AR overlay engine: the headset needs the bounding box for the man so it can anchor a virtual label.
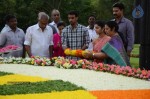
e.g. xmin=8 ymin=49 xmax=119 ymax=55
xmin=86 ymin=15 xmax=98 ymax=51
xmin=0 ymin=15 xmax=25 ymax=57
xmin=112 ymin=2 xmax=134 ymax=57
xmin=24 ymin=12 xmax=53 ymax=58
xmin=49 ymin=9 xmax=61 ymax=33
xmin=61 ymin=10 xmax=90 ymax=60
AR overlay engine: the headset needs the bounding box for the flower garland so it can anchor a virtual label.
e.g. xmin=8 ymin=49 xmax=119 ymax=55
xmin=64 ymin=48 xmax=87 ymax=58
xmin=1 ymin=56 xmax=150 ymax=80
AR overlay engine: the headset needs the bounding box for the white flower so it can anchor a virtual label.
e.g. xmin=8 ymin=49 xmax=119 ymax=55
xmin=25 ymin=58 xmax=32 ymax=63
xmin=21 ymin=59 xmax=26 ymax=64
xmin=63 ymin=63 xmax=72 ymax=69
xmin=8 ymin=58 xmax=13 ymax=63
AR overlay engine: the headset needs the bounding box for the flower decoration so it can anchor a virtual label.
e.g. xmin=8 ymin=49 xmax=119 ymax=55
xmin=64 ymin=49 xmax=87 ymax=58
xmin=53 ymin=57 xmax=82 ymax=69
xmin=84 ymin=62 xmax=150 ymax=80
xmin=63 ymin=62 xmax=72 ymax=69
xmin=1 ymin=56 xmax=150 ymax=80
xmin=54 ymin=57 xmax=70 ymax=68
xmin=51 ymin=57 xmax=58 ymax=65
xmin=77 ymin=60 xmax=84 ymax=68
xmin=64 ymin=48 xmax=71 ymax=56
xmin=2 ymin=57 xmax=23 ymax=64
xmin=0 ymin=45 xmax=21 ymax=54
xmin=0 ymin=57 xmax=3 ymax=64
xmin=31 ymin=56 xmax=51 ymax=66
xmin=2 ymin=56 xmax=51 ymax=66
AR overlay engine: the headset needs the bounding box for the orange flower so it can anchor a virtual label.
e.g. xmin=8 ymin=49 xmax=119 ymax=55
xmin=76 ymin=49 xmax=83 ymax=57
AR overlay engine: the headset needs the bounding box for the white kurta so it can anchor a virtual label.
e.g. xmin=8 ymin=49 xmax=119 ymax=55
xmin=24 ymin=24 xmax=53 ymax=58
xmin=86 ymin=26 xmax=98 ymax=51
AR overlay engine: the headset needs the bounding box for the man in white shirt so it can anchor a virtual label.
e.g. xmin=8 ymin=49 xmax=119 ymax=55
xmin=24 ymin=12 xmax=53 ymax=58
xmin=49 ymin=9 xmax=61 ymax=33
xmin=86 ymin=15 xmax=98 ymax=51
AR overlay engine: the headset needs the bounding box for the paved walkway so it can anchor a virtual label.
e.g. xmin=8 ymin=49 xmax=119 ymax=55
xmin=0 ymin=64 xmax=150 ymax=90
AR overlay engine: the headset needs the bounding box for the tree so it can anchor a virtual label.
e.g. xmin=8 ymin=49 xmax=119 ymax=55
xmin=91 ymin=0 xmax=134 ymax=21
xmin=0 ymin=0 xmax=16 ymax=30
xmin=0 ymin=0 xmax=134 ymax=31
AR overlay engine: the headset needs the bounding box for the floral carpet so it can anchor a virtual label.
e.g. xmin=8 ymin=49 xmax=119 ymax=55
xmin=0 ymin=64 xmax=150 ymax=99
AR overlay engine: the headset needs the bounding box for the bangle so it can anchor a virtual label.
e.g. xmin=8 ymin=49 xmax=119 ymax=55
xmin=92 ymin=53 xmax=95 ymax=58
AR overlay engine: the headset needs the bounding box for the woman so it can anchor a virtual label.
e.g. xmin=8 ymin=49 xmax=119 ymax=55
xmin=93 ymin=20 xmax=111 ymax=53
xmin=84 ymin=21 xmax=130 ymax=66
xmin=91 ymin=20 xmax=111 ymax=62
xmin=53 ymin=21 xmax=65 ymax=57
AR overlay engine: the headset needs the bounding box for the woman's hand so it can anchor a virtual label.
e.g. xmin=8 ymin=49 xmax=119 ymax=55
xmin=83 ymin=50 xmax=93 ymax=59
xmin=57 ymin=42 xmax=60 ymax=47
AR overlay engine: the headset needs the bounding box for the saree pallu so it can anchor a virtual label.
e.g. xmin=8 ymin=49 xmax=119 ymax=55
xmin=101 ymin=35 xmax=130 ymax=67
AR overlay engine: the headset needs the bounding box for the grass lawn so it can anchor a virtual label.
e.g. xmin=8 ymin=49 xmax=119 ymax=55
xmin=130 ymin=44 xmax=139 ymax=68
xmin=130 ymin=57 xmax=139 ymax=68
xmin=131 ymin=44 xmax=140 ymax=55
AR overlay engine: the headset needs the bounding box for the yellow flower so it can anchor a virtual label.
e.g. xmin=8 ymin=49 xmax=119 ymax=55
xmin=82 ymin=50 xmax=88 ymax=57
xmin=63 ymin=63 xmax=72 ymax=68
xmin=31 ymin=60 xmax=35 ymax=65
xmin=0 ymin=90 xmax=96 ymax=99
xmin=70 ymin=50 xmax=76 ymax=56
xmin=0 ymin=74 xmax=48 ymax=85
xmin=77 ymin=60 xmax=84 ymax=64
xmin=41 ymin=63 xmax=45 ymax=66
xmin=64 ymin=48 xmax=71 ymax=55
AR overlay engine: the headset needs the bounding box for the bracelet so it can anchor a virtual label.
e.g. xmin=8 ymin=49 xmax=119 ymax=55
xmin=92 ymin=53 xmax=95 ymax=58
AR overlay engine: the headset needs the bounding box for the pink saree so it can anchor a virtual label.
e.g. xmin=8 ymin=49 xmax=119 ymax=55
xmin=93 ymin=35 xmax=111 ymax=52
xmin=92 ymin=35 xmax=111 ymax=63
xmin=53 ymin=33 xmax=65 ymax=57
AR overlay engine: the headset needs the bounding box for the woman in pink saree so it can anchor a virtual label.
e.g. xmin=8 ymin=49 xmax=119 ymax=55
xmin=92 ymin=21 xmax=111 ymax=62
xmin=93 ymin=21 xmax=111 ymax=52
xmin=53 ymin=22 xmax=65 ymax=57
